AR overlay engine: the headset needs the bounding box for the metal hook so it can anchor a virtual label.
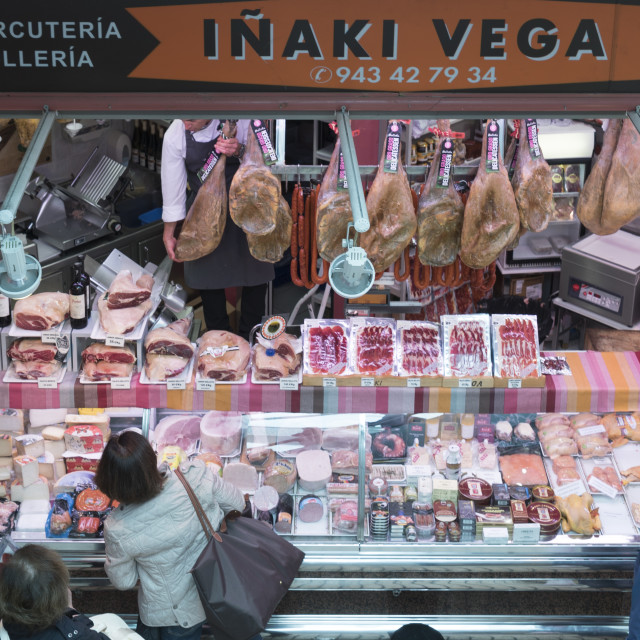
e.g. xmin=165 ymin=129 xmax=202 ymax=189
xmin=297 ymin=163 xmax=301 ymax=186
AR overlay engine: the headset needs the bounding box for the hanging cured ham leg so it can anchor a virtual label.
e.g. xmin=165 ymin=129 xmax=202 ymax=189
xmin=359 ymin=121 xmax=417 ymax=273
xmin=246 ymin=196 xmax=292 ymax=263
xmin=417 ymin=120 xmax=463 ymax=266
xmin=511 ymin=119 xmax=554 ymax=232
xmin=460 ymin=120 xmax=519 ymax=269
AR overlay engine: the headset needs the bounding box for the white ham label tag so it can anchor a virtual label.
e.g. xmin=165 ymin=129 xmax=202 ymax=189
xmin=41 ymin=331 xmax=60 ymax=344
xmin=554 ymin=480 xmax=585 ymax=498
xmin=37 ymin=377 xmax=58 ymax=389
xmin=110 ymin=377 xmax=130 ymax=390
xmin=407 ymin=378 xmax=421 ymax=388
xmin=279 ymin=377 xmax=299 ymax=391
xmin=167 ymin=379 xmax=186 ymax=390
xmin=512 ymin=523 xmax=540 ymax=544
xmin=508 ymin=379 xmax=522 ymax=388
xmin=105 ymin=335 xmax=125 ymax=348
xmin=322 ymin=377 xmax=337 ymax=388
xmin=588 ymin=475 xmax=619 ymax=499
xmin=196 ymin=379 xmax=216 ymax=392
xmin=458 ymin=379 xmax=472 ymax=388
xmin=578 ymin=424 xmax=606 ymax=436
xmin=361 ymin=377 xmax=375 ymax=387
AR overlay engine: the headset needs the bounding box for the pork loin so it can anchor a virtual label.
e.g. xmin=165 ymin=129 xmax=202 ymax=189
xmin=14 ymin=292 xmax=70 ymax=331
xmin=8 ymin=339 xmax=57 ymax=362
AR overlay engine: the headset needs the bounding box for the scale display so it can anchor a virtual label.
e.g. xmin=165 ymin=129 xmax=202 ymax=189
xmin=567 ymin=278 xmax=623 ymax=315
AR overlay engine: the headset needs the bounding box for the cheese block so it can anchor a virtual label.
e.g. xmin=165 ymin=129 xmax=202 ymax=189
xmin=65 ymin=414 xmax=111 ymax=442
xmin=64 ymin=425 xmax=103 ymax=454
xmin=16 ymin=434 xmax=45 ymax=458
xmin=0 ymin=456 xmax=13 ymax=471
xmin=11 ymin=476 xmax=50 ymax=501
xmin=15 ymin=511 xmax=48 ymax=532
xmin=44 ymin=439 xmax=66 ymax=459
xmin=54 ymin=459 xmax=66 ymax=479
xmin=0 ymin=466 xmax=10 ymax=481
xmin=0 ymin=479 xmax=9 ymax=498
xmin=222 ymin=462 xmax=258 ymax=492
xmin=37 ymin=451 xmax=56 ymax=480
xmin=19 ymin=499 xmax=51 ymax=514
xmin=296 ymin=449 xmax=332 ymax=491
xmin=0 ymin=434 xmax=12 ymax=457
xmin=29 ymin=408 xmax=68 ymax=429
xmin=42 ymin=426 xmax=65 ymax=441
xmin=14 ymin=456 xmax=39 ymax=487
xmin=0 ymin=409 xmax=24 ymax=433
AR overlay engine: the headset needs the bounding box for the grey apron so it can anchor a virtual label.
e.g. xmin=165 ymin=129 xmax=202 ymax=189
xmin=182 ymin=129 xmax=274 ymax=290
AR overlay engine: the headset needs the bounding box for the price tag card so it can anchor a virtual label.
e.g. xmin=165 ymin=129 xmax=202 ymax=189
xmin=167 ymin=379 xmax=186 ymax=391
xmin=105 ymin=335 xmax=125 ymax=348
xmin=196 ymin=379 xmax=216 ymax=392
xmin=512 ymin=523 xmax=541 ymax=544
xmin=587 ymin=475 xmax=619 ymax=499
xmin=41 ymin=331 xmax=60 ymax=344
xmin=407 ymin=378 xmax=421 ymax=388
xmin=458 ymin=378 xmax=472 ymax=388
xmin=37 ymin=377 xmax=58 ymax=389
xmin=361 ymin=377 xmax=375 ymax=387
xmin=578 ymin=424 xmax=607 ymax=437
xmin=110 ymin=377 xmax=131 ymax=390
xmin=322 ymin=377 xmax=337 ymax=388
xmin=279 ymin=377 xmax=299 ymax=391
xmin=508 ymin=379 xmax=522 ymax=389
xmin=554 ymin=480 xmax=585 ymax=498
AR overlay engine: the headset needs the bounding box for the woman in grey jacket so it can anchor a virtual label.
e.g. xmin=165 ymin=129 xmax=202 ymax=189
xmin=95 ymin=431 xmax=245 ymax=640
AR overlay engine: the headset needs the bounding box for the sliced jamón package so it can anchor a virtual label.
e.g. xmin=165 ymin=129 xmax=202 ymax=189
xmin=491 ymin=314 xmax=541 ymax=378
xmin=349 ymin=317 xmax=395 ymax=377
xmin=394 ymin=321 xmax=443 ymax=377
xmin=303 ymin=319 xmax=351 ymax=376
xmin=441 ymin=314 xmax=492 ymax=378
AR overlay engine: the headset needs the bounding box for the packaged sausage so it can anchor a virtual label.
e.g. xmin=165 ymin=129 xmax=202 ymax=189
xmin=550 ymin=165 xmax=564 ymax=193
xmin=349 ymin=317 xmax=395 ymax=376
xmin=563 ymin=164 xmax=581 ymax=192
xmin=46 ymin=494 xmax=74 ymax=538
xmin=441 ymin=314 xmax=492 ymax=378
xmin=491 ymin=315 xmax=541 ymax=379
xmin=369 ymin=415 xmax=409 ymax=462
xmin=394 ymin=321 xmax=443 ymax=377
xmin=303 ymin=319 xmax=351 ymax=376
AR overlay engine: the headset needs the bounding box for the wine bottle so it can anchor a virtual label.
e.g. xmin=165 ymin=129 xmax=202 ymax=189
xmin=155 ymin=126 xmax=165 ymax=173
xmin=139 ymin=120 xmax=149 ymax=168
xmin=131 ymin=119 xmax=141 ymax=164
xmin=69 ymin=265 xmax=88 ymax=329
xmin=75 ymin=256 xmax=92 ymax=320
xmin=147 ymin=122 xmax=157 ymax=172
xmin=274 ymin=493 xmax=294 ymax=534
xmin=0 ymin=294 xmax=10 ymax=327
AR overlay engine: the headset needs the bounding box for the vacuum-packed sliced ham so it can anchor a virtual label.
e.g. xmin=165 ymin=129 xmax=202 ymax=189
xmin=82 ymin=360 xmax=134 ymax=381
xmin=14 ymin=360 xmax=61 ymax=380
xmin=153 ymin=413 xmax=202 ymax=450
xmin=144 ymin=327 xmax=194 ymax=359
xmin=303 ymin=320 xmax=349 ymax=376
xmin=511 ymin=119 xmax=554 ymax=232
xmin=176 ymin=120 xmax=235 ymax=261
xmin=144 ymin=354 xmax=190 ymax=381
xmin=316 ymin=136 xmax=353 ymax=262
xmin=491 ymin=314 xmax=540 ymax=378
xmin=197 ymin=331 xmax=250 ymax=381
xmin=441 ymin=314 xmax=492 ymax=378
xmin=81 ymin=343 xmax=136 ymax=364
xmin=360 ymin=121 xmax=417 ymax=272
xmin=460 ymin=120 xmax=520 ymax=268
xmin=417 ymin=120 xmax=463 ymax=266
xmin=331 ymin=449 xmax=373 ymax=474
xmin=98 ymin=297 xmax=152 ymax=335
xmin=229 ymin=121 xmax=280 ymax=236
xmin=200 ymin=411 xmax=243 ymax=455
xmin=395 ymin=321 xmax=443 ymax=377
xmin=8 ymin=339 xmax=56 ymax=362
xmin=350 ymin=318 xmax=395 ymax=376
xmin=106 ymin=271 xmax=153 ymax=309
xmin=14 ymin=292 xmax=70 ymax=331
xmin=246 ymin=195 xmax=292 ymax=263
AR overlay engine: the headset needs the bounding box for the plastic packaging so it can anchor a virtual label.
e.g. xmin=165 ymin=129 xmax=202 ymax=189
xmin=303 ymin=319 xmax=350 ymax=376
xmin=441 ymin=314 xmax=492 ymax=377
xmin=395 ymin=320 xmax=443 ymax=377
xmin=350 ymin=317 xmax=395 ymax=376
xmin=491 ymin=314 xmax=541 ymax=378
xmin=446 ymin=444 xmax=462 ymax=480
xmin=252 ymin=331 xmax=302 ymax=383
xmin=46 ymin=493 xmax=74 ymax=538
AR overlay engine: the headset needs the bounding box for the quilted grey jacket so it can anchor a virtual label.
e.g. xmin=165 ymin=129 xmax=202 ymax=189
xmin=103 ymin=459 xmax=245 ymax=628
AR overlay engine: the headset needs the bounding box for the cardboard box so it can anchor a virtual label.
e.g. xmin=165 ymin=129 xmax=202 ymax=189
xmin=64 ymin=425 xmax=103 ymax=454
xmin=64 ymin=455 xmax=100 ymax=473
xmin=509 ymin=275 xmax=544 ymax=299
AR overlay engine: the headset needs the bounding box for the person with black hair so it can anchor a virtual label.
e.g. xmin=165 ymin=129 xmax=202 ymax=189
xmin=0 ymin=544 xmax=109 ymax=640
xmin=391 ymin=623 xmax=445 ymax=640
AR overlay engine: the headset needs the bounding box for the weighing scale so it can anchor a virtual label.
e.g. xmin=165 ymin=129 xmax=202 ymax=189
xmin=559 ymin=229 xmax=640 ymax=327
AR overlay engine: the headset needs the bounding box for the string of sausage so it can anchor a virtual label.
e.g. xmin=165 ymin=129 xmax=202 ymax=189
xmin=290 ymin=184 xmax=304 ymax=287
xmin=299 ymin=187 xmax=313 ymax=288
xmin=310 ymin=186 xmax=329 ymax=285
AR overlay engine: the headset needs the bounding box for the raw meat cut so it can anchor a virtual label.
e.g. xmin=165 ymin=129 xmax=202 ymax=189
xmin=305 ymin=323 xmax=348 ymax=375
xmin=98 ymin=296 xmax=152 ymax=335
xmin=416 ymin=120 xmax=464 ymax=266
xmin=106 ymin=271 xmax=153 ymax=309
xmin=316 ymin=136 xmax=353 ymax=262
xmin=144 ymin=354 xmax=190 ymax=381
xmin=570 ymin=413 xmax=601 ymax=429
xmin=442 ymin=315 xmax=492 ymax=377
xmin=81 ymin=343 xmax=136 ymax=364
xmin=144 ymin=327 xmax=194 ymax=359
xmin=542 ymin=436 xmax=578 ymax=458
xmin=397 ymin=322 xmax=442 ymax=376
xmin=573 ymin=427 xmax=610 ymax=458
xmin=246 ymin=195 xmax=292 ymax=263
xmin=166 ymin=316 xmax=192 ymax=336
xmin=7 ymin=339 xmax=56 ymax=362
xmin=577 ymin=119 xmax=622 ymax=234
xmin=535 ymin=413 xmax=571 ymax=429
xmin=492 ymin=315 xmax=540 ymax=378
xmin=587 ymin=466 xmax=622 ymax=492
xmin=556 ymin=493 xmax=600 ymax=534
xmin=83 ymin=360 xmax=134 ymax=381
xmin=153 ymin=414 xmax=202 ymax=450
xmin=175 ymin=120 xmax=235 ymax=261
xmin=552 ymin=456 xmax=580 ymax=485
xmin=600 ymin=118 xmax=640 ymax=233
xmin=253 ymin=333 xmax=301 ymax=381
xmin=360 ymin=122 xmax=417 ymax=272
xmin=229 ymin=121 xmax=280 ymax=236
xmin=537 ymin=422 xmax=575 ymax=443
xmin=352 ymin=322 xmax=394 ymax=376
xmin=13 ymin=292 xmax=70 ymax=331
xmin=511 ymin=119 xmax=554 ymax=232
xmin=552 ymin=455 xmax=578 ymax=470
xmin=460 ymin=120 xmax=520 ymax=268
xmin=276 ymin=426 xmax=322 ymax=457
xmin=200 ymin=411 xmax=243 ymax=455
xmin=14 ymin=360 xmax=61 ymax=380
xmin=197 ymin=331 xmax=250 ymax=381
xmin=499 ymin=452 xmax=548 ymax=485
xmin=331 ymin=449 xmax=373 ymax=474
xmin=322 ymin=426 xmax=372 ymax=451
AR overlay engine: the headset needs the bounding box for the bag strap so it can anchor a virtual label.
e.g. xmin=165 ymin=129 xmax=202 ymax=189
xmin=175 ymin=468 xmax=223 ymax=543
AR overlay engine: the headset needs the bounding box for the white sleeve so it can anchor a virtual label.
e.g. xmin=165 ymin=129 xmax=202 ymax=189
xmin=161 ymin=121 xmax=188 ymax=223
xmin=236 ymin=120 xmax=250 ymax=145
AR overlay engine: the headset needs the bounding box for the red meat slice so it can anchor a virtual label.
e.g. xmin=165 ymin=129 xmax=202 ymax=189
xmin=308 ymin=326 xmax=348 ymax=375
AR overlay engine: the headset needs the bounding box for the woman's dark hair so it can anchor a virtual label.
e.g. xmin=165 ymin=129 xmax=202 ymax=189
xmin=95 ymin=430 xmax=163 ymax=504
xmin=0 ymin=544 xmax=70 ymax=631
xmin=390 ymin=624 xmax=445 ymax=640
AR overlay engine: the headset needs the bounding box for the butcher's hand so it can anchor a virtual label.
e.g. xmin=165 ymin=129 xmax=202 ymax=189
xmin=163 ymin=222 xmax=182 ymax=263
xmin=215 ymin=136 xmax=241 ymax=157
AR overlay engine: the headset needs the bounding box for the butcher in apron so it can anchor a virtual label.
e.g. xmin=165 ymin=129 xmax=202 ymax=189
xmin=161 ymin=119 xmax=274 ymax=339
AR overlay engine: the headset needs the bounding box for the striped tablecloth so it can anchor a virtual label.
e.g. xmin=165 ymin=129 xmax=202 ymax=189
xmin=0 ymin=351 xmax=638 ymax=413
